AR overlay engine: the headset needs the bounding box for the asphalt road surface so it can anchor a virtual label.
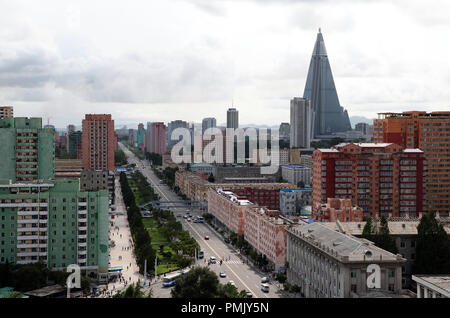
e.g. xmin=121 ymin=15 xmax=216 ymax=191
xmin=119 ymin=143 xmax=284 ymax=298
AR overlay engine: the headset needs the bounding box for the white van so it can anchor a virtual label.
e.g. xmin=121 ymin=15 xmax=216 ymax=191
xmin=209 ymin=256 xmax=216 ymax=264
xmin=261 ymin=277 xmax=269 ymax=283
xmin=261 ymin=283 xmax=270 ymax=293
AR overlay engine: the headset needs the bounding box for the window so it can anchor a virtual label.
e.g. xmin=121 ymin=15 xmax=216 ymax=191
xmin=388 ymin=268 xmax=395 ymax=278
xmin=351 ymin=270 xmax=357 ymax=278
xmin=351 ymin=284 xmax=357 ymax=293
xmin=388 ymin=284 xmax=395 ymax=292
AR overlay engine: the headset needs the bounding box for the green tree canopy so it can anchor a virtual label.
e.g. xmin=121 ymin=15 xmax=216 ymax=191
xmin=414 ymin=212 xmax=450 ymax=274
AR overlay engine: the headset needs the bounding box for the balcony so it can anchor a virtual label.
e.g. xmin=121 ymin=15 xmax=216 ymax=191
xmin=78 ymin=202 xmax=87 ymax=207
xmin=78 ymin=234 xmax=87 ymax=239
xmin=78 ymin=242 xmax=87 ymax=247
xmin=78 ymin=250 xmax=87 ymax=255
xmin=78 ymin=226 xmax=87 ymax=231
xmin=78 ymin=210 xmax=87 ymax=215
xmin=78 ymin=218 xmax=87 ymax=223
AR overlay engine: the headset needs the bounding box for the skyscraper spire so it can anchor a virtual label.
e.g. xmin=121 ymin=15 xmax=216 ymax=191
xmin=303 ymin=29 xmax=351 ymax=137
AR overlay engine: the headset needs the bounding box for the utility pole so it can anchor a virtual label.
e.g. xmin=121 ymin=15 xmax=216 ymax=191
xmin=154 ymin=257 xmax=158 ymax=280
xmin=144 ymin=259 xmax=147 ymax=286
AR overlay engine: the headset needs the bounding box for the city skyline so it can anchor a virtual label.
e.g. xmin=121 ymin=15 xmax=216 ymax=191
xmin=1 ymin=1 xmax=450 ymax=127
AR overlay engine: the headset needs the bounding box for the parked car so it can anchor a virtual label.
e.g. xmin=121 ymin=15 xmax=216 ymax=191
xmin=229 ymin=280 xmax=235 ymax=286
xmin=183 ymin=215 xmax=188 ymax=219
xmin=219 ymin=272 xmax=226 ymax=278
xmin=261 ymin=283 xmax=270 ymax=293
xmin=261 ymin=277 xmax=269 ymax=283
xmin=209 ymin=256 xmax=216 ymax=264
xmin=246 ymin=291 xmax=253 ymax=298
xmin=204 ymin=236 xmax=209 ymax=240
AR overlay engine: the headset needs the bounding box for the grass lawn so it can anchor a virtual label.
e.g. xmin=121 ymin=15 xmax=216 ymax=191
xmin=142 ymin=218 xmax=168 ymax=244
xmin=156 ymin=264 xmax=179 ymax=275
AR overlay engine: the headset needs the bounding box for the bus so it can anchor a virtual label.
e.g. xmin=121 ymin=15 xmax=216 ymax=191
xmin=162 ymin=268 xmax=191 ymax=287
xmin=162 ymin=273 xmax=182 ymax=287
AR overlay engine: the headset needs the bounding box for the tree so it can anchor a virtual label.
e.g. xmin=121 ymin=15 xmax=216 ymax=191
xmin=414 ymin=212 xmax=450 ymax=274
xmin=171 ymin=267 xmax=220 ymax=298
xmin=362 ymin=217 xmax=374 ymax=236
xmin=362 ymin=216 xmax=398 ymax=254
xmin=113 ymin=284 xmax=150 ymax=298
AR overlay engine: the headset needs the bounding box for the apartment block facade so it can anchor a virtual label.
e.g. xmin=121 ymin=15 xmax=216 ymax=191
xmin=312 ymin=143 xmax=425 ymax=219
xmin=82 ymin=114 xmax=115 ymax=171
xmin=315 ymin=198 xmax=363 ymax=222
xmin=279 ymin=188 xmax=312 ymax=216
xmin=286 ymin=222 xmax=406 ymax=298
xmin=0 ymin=179 xmax=109 ymax=280
xmin=175 ymin=170 xmax=297 ymax=201
xmin=374 ymin=111 xmax=450 ymax=216
xmin=207 ymin=188 xmax=289 ymax=270
xmin=0 ymin=106 xmax=13 ymax=118
xmin=207 ymin=188 xmax=253 ymax=235
xmin=0 ymin=117 xmax=55 ymax=182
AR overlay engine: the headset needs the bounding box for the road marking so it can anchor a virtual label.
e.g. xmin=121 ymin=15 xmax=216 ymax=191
xmin=185 ymin=221 xmax=258 ymax=298
xmin=124 ymin=147 xmax=259 ymax=298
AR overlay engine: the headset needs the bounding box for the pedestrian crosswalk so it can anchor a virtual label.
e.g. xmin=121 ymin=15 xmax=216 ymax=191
xmin=224 ymin=260 xmax=242 ymax=265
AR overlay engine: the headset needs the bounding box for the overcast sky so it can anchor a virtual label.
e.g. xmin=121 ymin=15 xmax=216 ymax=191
xmin=1 ymin=0 xmax=450 ymax=128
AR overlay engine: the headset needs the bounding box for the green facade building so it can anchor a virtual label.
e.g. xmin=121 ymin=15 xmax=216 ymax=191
xmin=0 ymin=117 xmax=109 ymax=281
xmin=0 ymin=117 xmax=55 ymax=182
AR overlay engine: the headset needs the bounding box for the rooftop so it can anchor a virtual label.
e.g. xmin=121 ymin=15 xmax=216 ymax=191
xmin=282 ymin=165 xmax=310 ymax=169
xmin=289 ymin=222 xmax=405 ymax=263
xmin=412 ymin=275 xmax=450 ymax=297
xmin=322 ymin=220 xmax=450 ymax=236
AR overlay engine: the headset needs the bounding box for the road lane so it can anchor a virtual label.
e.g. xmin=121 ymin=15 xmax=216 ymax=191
xmin=119 ymin=142 xmax=282 ymax=298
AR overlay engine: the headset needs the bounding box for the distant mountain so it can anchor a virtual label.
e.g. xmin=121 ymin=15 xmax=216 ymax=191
xmin=350 ymin=116 xmax=374 ymax=127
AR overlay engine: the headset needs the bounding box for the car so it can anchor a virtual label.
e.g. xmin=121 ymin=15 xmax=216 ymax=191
xmin=224 ymin=238 xmax=230 ymax=244
xmin=261 ymin=277 xmax=269 ymax=283
xmin=219 ymin=272 xmax=226 ymax=278
xmin=177 ymin=214 xmax=181 ymax=218
xmin=187 ymin=218 xmax=191 ymax=222
xmin=246 ymin=291 xmax=253 ymax=298
xmin=228 ymin=280 xmax=235 ymax=286
xmin=209 ymin=256 xmax=216 ymax=264
xmin=204 ymin=236 xmax=209 ymax=240
xmin=261 ymin=283 xmax=270 ymax=293
xmin=183 ymin=215 xmax=187 ymax=219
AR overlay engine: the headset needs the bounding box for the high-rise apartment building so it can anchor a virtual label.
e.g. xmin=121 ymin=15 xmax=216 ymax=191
xmin=312 ymin=143 xmax=425 ymax=219
xmin=146 ymin=122 xmax=166 ymax=155
xmin=68 ymin=131 xmax=82 ymax=159
xmin=202 ymin=117 xmax=217 ymax=135
xmin=227 ymin=108 xmax=239 ymax=129
xmin=303 ymin=29 xmax=351 ymax=137
xmin=0 ymin=117 xmax=55 ymax=182
xmin=0 ymin=106 xmax=13 ymax=119
xmin=290 ymin=98 xmax=311 ymax=148
xmin=136 ymin=123 xmax=146 ymax=153
xmin=374 ymin=111 xmax=450 ymax=216
xmin=0 ymin=178 xmax=109 ymax=281
xmin=81 ymin=114 xmax=115 ymax=171
xmin=167 ymin=120 xmax=189 ymax=150
xmin=279 ymin=122 xmax=290 ymax=141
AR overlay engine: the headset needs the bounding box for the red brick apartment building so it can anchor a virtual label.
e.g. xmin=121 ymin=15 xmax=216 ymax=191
xmin=374 ymin=111 xmax=450 ymax=216
xmin=82 ymin=114 xmax=115 ymax=171
xmin=312 ymin=143 xmax=425 ymax=219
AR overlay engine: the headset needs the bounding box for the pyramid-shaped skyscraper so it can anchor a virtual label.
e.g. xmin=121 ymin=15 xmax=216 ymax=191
xmin=303 ymin=29 xmax=351 ymax=137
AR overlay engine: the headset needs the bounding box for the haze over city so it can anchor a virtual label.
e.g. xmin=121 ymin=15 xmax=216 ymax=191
xmin=1 ymin=0 xmax=450 ymax=128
